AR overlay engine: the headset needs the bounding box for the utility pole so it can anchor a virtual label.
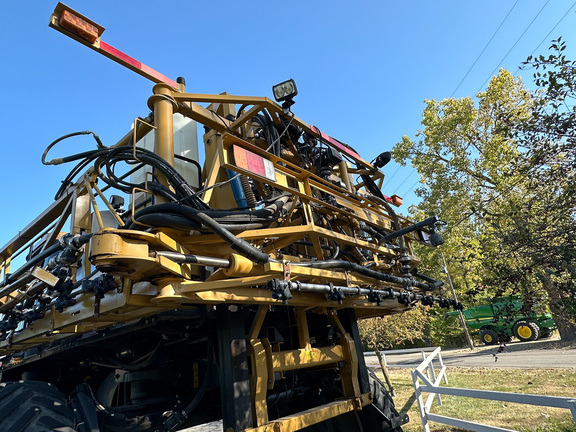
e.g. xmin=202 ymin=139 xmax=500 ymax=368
xmin=441 ymin=252 xmax=474 ymax=351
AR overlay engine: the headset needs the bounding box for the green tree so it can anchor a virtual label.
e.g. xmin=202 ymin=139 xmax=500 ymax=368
xmin=508 ymin=38 xmax=576 ymax=339
xmin=393 ymin=64 xmax=576 ymax=341
xmin=394 ymin=69 xmax=533 ymax=301
xmin=358 ymin=306 xmax=430 ymax=350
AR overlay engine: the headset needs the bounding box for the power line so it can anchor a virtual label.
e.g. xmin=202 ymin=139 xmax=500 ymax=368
xmin=401 ymin=177 xmax=421 ymax=198
xmin=404 ymin=3 xmax=576 ymax=204
xmin=450 ymin=0 xmax=519 ymax=98
xmin=514 ymin=0 xmax=576 ymax=76
xmin=382 ymin=164 xmax=401 ymax=188
xmin=392 ymin=169 xmax=416 ymax=195
xmin=476 ymin=0 xmax=550 ymax=94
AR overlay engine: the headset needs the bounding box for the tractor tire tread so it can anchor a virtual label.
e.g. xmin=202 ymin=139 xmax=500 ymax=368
xmin=513 ymin=320 xmax=540 ymax=342
xmin=0 ymin=381 xmax=75 ymax=432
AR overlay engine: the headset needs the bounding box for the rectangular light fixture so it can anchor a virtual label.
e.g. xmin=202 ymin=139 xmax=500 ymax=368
xmin=50 ymin=3 xmax=105 ymax=44
xmin=272 ymin=79 xmax=298 ymax=102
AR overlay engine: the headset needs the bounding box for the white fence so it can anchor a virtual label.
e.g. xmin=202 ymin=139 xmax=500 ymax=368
xmin=372 ymin=346 xmax=440 ymax=368
xmin=412 ymin=347 xmax=576 ymax=432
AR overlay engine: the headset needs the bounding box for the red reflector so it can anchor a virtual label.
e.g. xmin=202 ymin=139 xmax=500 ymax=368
xmin=232 ymin=146 xmax=276 ymax=181
xmin=59 ymin=10 xmax=99 ymax=43
xmin=391 ymin=195 xmax=403 ymax=206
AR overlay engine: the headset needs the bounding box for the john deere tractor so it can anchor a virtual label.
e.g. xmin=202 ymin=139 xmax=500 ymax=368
xmin=446 ymin=296 xmax=555 ymax=345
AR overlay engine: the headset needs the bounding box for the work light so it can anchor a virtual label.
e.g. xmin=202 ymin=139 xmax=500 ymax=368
xmin=272 ymin=79 xmax=298 ymax=102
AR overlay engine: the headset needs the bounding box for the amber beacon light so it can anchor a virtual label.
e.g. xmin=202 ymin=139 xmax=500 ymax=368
xmin=48 ymin=2 xmax=178 ymax=88
xmin=50 ymin=3 xmax=105 ymax=44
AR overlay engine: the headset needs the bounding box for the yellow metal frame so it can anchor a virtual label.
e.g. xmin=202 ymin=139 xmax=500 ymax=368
xmin=0 ymin=83 xmax=433 ymax=431
xmin=0 ymin=86 xmax=423 ymax=352
xmin=246 ymin=305 xmax=369 ymax=429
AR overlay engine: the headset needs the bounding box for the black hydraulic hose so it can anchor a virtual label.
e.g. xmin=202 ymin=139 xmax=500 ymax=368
xmin=47 ymin=142 xmax=207 ymax=210
xmin=211 ymin=223 xmax=266 ymax=231
xmin=263 ymin=110 xmax=281 ymax=156
xmin=358 ymin=222 xmax=400 ymax=250
xmin=291 ymin=259 xmax=430 ymax=290
xmin=134 ymin=213 xmax=267 ymax=232
xmin=131 ymin=194 xmax=290 ymax=225
xmin=96 ymin=147 xmax=206 ymax=208
xmin=176 ymin=212 xmax=269 ymax=264
xmin=126 ymin=203 xmax=270 ymax=265
xmin=175 ymin=153 xmax=203 ymax=192
xmin=54 ymin=156 xmax=99 ymax=199
xmin=414 ymin=272 xmax=444 ymax=290
xmin=42 ymin=131 xmax=105 ymax=165
xmin=0 ymin=242 xmax=63 ymax=288
xmin=132 ymin=213 xmax=201 ymax=231
xmin=196 ymin=194 xmax=290 ymax=220
xmin=45 ymin=148 xmax=107 ymax=166
xmin=365 ymin=193 xmax=407 ymax=254
xmin=380 ymin=216 xmax=439 ymax=242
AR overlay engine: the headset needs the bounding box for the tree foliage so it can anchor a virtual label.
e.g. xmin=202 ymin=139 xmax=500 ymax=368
xmin=510 ymin=38 xmax=576 ymax=336
xmin=358 ymin=307 xmax=429 ymax=351
xmin=358 ymin=306 xmax=469 ymax=350
xmin=392 ymin=42 xmax=576 ymax=342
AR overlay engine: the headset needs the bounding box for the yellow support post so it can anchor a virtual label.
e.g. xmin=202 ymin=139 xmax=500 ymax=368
xmin=151 ymin=84 xmax=176 ymax=197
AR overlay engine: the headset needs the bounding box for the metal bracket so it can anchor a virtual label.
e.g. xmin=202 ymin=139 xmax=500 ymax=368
xmin=283 ymin=261 xmax=291 ymax=281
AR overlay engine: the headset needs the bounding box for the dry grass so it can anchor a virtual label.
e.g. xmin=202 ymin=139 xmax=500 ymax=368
xmin=376 ymin=367 xmax=576 ymax=432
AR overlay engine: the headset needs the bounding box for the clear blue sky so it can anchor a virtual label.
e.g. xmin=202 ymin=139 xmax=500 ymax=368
xmin=1 ymin=1 xmax=575 ymax=248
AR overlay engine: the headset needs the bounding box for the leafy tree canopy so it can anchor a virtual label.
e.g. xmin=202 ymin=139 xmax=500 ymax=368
xmin=392 ymin=42 xmax=576 ymax=341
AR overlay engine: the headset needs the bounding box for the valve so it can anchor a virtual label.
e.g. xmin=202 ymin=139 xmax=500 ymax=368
xmin=267 ymin=279 xmax=292 ymax=303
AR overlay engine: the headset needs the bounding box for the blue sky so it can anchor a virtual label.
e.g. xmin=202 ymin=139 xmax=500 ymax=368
xmin=1 ymin=1 xmax=575 ymax=248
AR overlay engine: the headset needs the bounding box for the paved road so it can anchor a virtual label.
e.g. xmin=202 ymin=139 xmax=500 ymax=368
xmin=364 ymin=339 xmax=576 ymax=369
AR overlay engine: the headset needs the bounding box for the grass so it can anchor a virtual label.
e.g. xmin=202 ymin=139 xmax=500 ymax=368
xmin=375 ymin=367 xmax=576 ymax=432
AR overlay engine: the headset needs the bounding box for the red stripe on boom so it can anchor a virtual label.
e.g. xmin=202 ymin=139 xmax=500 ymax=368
xmin=100 ymin=41 xmax=178 ymax=88
xmin=310 ymin=126 xmax=362 ymax=161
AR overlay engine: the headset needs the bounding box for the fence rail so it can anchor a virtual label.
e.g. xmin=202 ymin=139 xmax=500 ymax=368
xmin=366 ymin=346 xmax=440 ymax=368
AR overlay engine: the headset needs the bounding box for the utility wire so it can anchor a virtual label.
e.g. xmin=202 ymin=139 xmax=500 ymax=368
xmin=476 ymin=0 xmax=550 ymax=94
xmin=401 ymin=177 xmax=421 ymax=198
xmin=409 ymin=4 xmax=576 ymax=221
xmin=382 ymin=164 xmax=402 ymax=188
xmin=450 ymin=0 xmax=519 ymax=98
xmin=404 ymin=3 xmax=575 ymax=202
xmin=514 ymin=1 xmax=576 ymax=76
xmin=392 ymin=169 xmax=416 ymax=195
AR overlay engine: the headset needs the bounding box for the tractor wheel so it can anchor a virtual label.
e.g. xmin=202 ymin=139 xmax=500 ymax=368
xmin=513 ymin=321 xmax=540 ymax=342
xmin=539 ymin=328 xmax=554 ymax=339
xmin=479 ymin=328 xmax=498 ymax=345
xmin=0 ymin=381 xmax=76 ymax=432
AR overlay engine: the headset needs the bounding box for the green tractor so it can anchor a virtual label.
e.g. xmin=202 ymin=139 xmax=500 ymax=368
xmin=445 ymin=296 xmax=556 ymax=345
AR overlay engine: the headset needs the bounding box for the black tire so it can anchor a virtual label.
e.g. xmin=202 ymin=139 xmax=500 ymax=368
xmin=539 ymin=327 xmax=554 ymax=339
xmin=479 ymin=328 xmax=498 ymax=345
xmin=513 ymin=321 xmax=540 ymax=342
xmin=0 ymin=381 xmax=76 ymax=432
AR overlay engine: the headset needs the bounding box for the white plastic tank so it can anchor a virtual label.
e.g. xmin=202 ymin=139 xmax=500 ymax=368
xmin=130 ymin=113 xmax=200 ymax=206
